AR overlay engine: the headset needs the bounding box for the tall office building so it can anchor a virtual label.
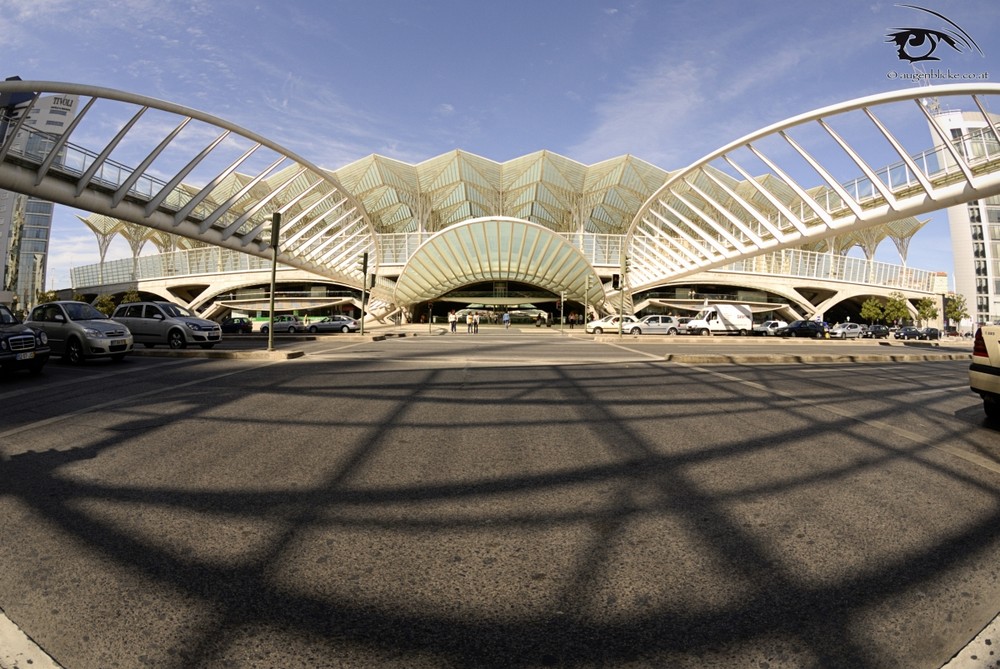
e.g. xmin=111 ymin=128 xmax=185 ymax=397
xmin=930 ymin=106 xmax=1000 ymax=327
xmin=0 ymin=90 xmax=78 ymax=312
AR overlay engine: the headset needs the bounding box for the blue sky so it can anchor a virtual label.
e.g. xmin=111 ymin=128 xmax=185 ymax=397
xmin=2 ymin=0 xmax=997 ymax=290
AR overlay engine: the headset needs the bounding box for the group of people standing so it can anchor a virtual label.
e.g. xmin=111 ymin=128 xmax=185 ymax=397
xmin=447 ymin=309 xmax=513 ymax=333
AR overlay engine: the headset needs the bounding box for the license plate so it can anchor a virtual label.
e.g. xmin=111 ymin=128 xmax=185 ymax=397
xmin=111 ymin=339 xmax=126 ymax=346
xmin=15 ymin=351 xmax=34 ymax=361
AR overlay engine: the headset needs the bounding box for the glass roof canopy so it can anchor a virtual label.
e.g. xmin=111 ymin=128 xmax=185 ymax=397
xmin=394 ymin=217 xmax=605 ymax=307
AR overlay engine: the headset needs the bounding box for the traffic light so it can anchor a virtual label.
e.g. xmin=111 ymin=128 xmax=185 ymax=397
xmin=612 ymin=273 xmax=621 ymax=289
xmin=622 ymin=254 xmax=631 ymax=274
xmin=358 ymin=252 xmax=368 ymax=276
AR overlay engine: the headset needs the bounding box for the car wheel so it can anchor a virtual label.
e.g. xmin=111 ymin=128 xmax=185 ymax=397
xmin=260 ymin=326 xmax=269 ymax=335
xmin=790 ymin=332 xmax=799 ymax=337
xmin=667 ymin=328 xmax=677 ymax=335
xmin=628 ymin=327 xmax=641 ymax=335
xmin=341 ymin=325 xmax=350 ymax=333
xmin=700 ymin=329 xmax=710 ymax=336
xmin=593 ymin=327 xmax=603 ymax=334
xmin=287 ymin=326 xmax=296 ymax=333
xmin=984 ymin=396 xmax=1000 ymax=421
xmin=309 ymin=326 xmax=319 ymax=333
xmin=738 ymin=329 xmax=748 ymax=336
xmin=66 ymin=338 xmax=85 ymax=364
xmin=168 ymin=330 xmax=187 ymax=349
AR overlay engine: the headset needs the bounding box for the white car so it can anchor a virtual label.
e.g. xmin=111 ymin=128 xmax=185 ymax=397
xmin=970 ymin=324 xmax=1000 ymax=421
xmin=829 ymin=322 xmax=865 ymax=339
xmin=753 ymin=320 xmax=787 ymax=336
xmin=585 ymin=315 xmax=639 ymax=334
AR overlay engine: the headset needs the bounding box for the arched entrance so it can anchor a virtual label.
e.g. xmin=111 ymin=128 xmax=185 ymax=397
xmin=394 ymin=217 xmax=605 ymax=316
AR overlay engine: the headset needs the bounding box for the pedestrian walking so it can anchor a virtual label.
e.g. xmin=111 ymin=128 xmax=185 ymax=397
xmin=502 ymin=312 xmax=510 ymax=329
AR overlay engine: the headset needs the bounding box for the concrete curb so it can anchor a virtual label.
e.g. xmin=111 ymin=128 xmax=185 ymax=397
xmin=0 ymin=609 xmax=62 ymax=669
xmin=663 ymin=352 xmax=972 ymax=364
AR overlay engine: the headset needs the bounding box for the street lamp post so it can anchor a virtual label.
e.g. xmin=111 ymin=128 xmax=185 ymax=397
xmin=267 ymin=212 xmax=280 ymax=352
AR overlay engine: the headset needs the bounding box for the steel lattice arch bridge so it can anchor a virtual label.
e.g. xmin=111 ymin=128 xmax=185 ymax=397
xmin=2 ymin=81 xmax=1000 ymax=321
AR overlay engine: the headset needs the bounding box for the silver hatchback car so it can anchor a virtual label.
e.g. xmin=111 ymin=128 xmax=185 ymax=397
xmin=27 ymin=300 xmax=133 ymax=363
xmin=112 ymin=301 xmax=222 ymax=349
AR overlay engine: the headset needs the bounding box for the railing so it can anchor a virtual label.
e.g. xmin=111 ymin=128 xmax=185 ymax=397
xmin=721 ymin=248 xmax=937 ymax=292
xmin=3 ymin=123 xmax=215 ymax=221
xmin=70 ymin=239 xmax=937 ymax=293
xmin=790 ymin=125 xmax=1000 ymax=224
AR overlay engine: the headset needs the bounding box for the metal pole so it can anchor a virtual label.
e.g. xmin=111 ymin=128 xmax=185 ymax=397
xmin=267 ymin=212 xmax=281 ymax=352
xmin=359 ymin=252 xmax=368 ymax=336
xmin=560 ymin=291 xmax=565 ymax=332
xmin=618 ymin=249 xmax=625 ymax=338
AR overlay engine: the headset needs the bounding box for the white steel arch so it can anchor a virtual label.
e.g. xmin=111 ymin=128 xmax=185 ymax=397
xmin=394 ymin=217 xmax=605 ymax=306
xmin=0 ymin=80 xmax=376 ymax=289
xmin=627 ymin=84 xmax=1000 ymax=293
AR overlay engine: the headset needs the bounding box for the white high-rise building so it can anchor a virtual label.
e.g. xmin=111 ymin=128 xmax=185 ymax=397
xmin=0 ymin=90 xmax=78 ymax=312
xmin=930 ymin=106 xmax=1000 ymax=327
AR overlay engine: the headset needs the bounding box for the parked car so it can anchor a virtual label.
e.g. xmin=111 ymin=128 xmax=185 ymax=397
xmin=308 ymin=315 xmax=359 ymax=333
xmin=26 ymin=300 xmax=133 ymax=363
xmin=260 ymin=315 xmax=304 ymax=335
xmin=111 ymin=301 xmax=222 ymax=349
xmin=970 ymin=325 xmax=1000 ymax=421
xmin=894 ymin=326 xmax=922 ymax=340
xmin=829 ymin=322 xmax=865 ymax=339
xmin=632 ymin=315 xmax=685 ymax=335
xmin=918 ymin=327 xmax=941 ymax=340
xmin=220 ymin=316 xmax=253 ymax=334
xmin=861 ymin=324 xmax=890 ymax=339
xmin=753 ymin=320 xmax=787 ymax=336
xmin=0 ymin=303 xmax=50 ymax=374
xmin=774 ymin=320 xmax=829 ymax=338
xmin=585 ymin=315 xmax=639 ymax=334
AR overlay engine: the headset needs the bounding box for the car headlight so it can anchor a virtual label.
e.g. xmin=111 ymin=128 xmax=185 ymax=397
xmin=83 ymin=327 xmax=102 ymax=338
xmin=37 ymin=331 xmax=48 ymax=345
xmin=1 ymin=338 xmax=8 ymax=351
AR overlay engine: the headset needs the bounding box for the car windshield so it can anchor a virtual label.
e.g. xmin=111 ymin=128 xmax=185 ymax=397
xmin=160 ymin=303 xmax=194 ymax=317
xmin=64 ymin=302 xmax=108 ymax=320
xmin=0 ymin=305 xmax=19 ymax=324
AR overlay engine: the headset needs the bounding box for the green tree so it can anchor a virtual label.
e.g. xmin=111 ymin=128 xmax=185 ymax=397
xmin=860 ymin=297 xmax=884 ymax=324
xmin=945 ymin=293 xmax=970 ymax=327
xmin=915 ymin=297 xmax=938 ymax=327
xmin=883 ymin=292 xmax=911 ymax=325
xmin=92 ymin=294 xmax=116 ymax=316
xmin=120 ymin=289 xmax=141 ymax=305
xmin=35 ymin=289 xmax=59 ymax=304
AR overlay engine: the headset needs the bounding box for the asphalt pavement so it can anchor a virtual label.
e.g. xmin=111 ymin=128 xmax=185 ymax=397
xmin=1 ymin=329 xmax=997 ymax=669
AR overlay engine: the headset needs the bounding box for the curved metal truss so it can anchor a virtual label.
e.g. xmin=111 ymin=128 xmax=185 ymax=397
xmin=394 ymin=217 xmax=605 ymax=307
xmin=0 ymin=80 xmax=375 ymax=287
xmin=627 ymin=84 xmax=1000 ymax=292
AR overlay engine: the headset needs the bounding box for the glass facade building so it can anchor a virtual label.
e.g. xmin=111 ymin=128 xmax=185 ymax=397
xmin=0 ymin=92 xmax=77 ymax=313
xmin=931 ymin=108 xmax=1000 ymax=326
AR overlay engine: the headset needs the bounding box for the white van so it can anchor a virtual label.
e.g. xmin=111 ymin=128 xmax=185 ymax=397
xmin=684 ymin=304 xmax=753 ymax=336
